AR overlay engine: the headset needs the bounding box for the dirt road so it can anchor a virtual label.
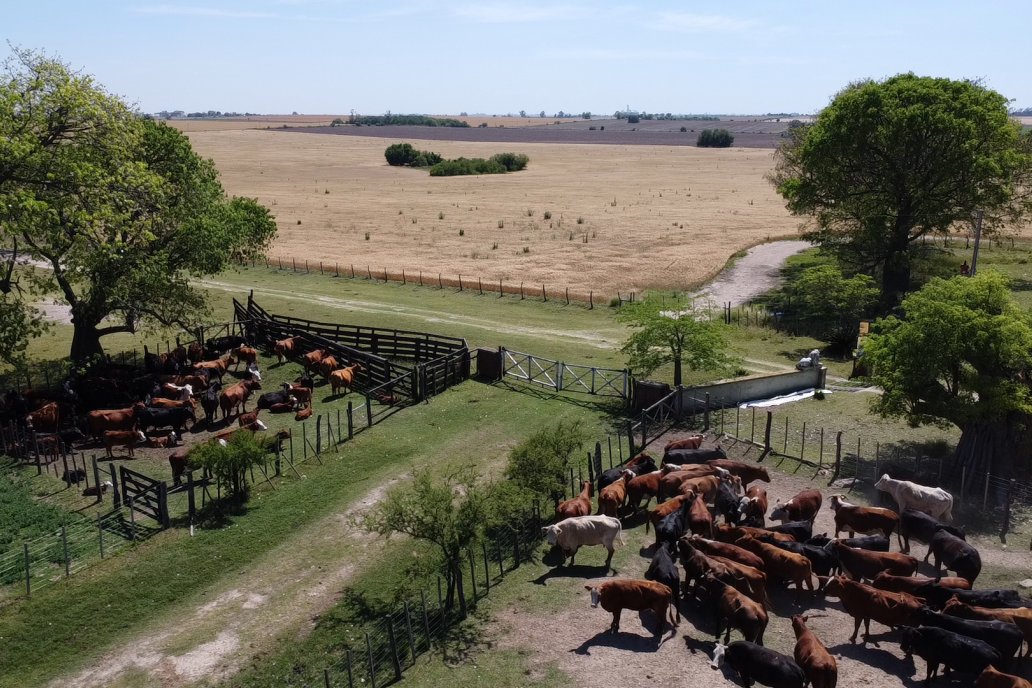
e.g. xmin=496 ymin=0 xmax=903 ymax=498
xmin=694 ymin=240 xmax=811 ymax=307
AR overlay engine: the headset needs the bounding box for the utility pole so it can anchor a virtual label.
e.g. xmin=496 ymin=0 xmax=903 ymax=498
xmin=971 ymin=209 xmax=984 ymax=276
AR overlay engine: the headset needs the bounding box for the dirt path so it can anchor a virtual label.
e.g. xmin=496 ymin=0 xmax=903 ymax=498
xmin=51 ymin=477 xmax=404 ymax=688
xmin=492 ymin=435 xmax=1032 ymax=688
xmin=694 ymin=240 xmax=811 ymax=307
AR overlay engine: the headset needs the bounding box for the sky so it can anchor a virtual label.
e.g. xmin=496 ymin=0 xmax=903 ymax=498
xmin=3 ymin=1 xmax=1029 ymax=116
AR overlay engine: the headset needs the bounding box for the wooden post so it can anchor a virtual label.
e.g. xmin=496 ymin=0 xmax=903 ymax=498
xmin=520 ymin=282 xmax=524 ymax=299
xmin=458 ymin=274 xmax=463 ymax=291
xmin=292 ymin=257 xmax=296 ymax=271
xmin=97 ymin=514 xmax=105 ymax=558
xmin=750 ymin=407 xmax=756 ymax=443
xmin=404 ymin=601 xmax=417 ymax=666
xmin=478 ymin=277 xmax=483 ymax=295
xmin=819 ymin=428 xmax=825 ymax=469
xmin=62 ymin=525 xmax=70 ymax=576
xmin=420 ymin=589 xmax=431 ymax=650
xmin=542 ymin=284 xmax=547 ymax=301
xmin=365 ymin=633 xmax=376 ymax=688
xmin=783 ymin=417 xmax=789 ymax=454
xmin=589 ymin=291 xmax=593 ymax=309
xmin=565 ymin=287 xmax=570 ymax=305
xmin=482 ymin=542 xmax=490 ymax=592
xmin=704 ymin=393 xmax=711 ymax=430
xmin=1001 ymin=479 xmax=1015 ymax=543
xmin=469 ymin=551 xmax=478 ymax=601
xmin=366 ymin=395 xmax=373 ymax=428
xmin=386 ymin=617 xmax=402 ymax=681
xmin=830 ymin=431 xmax=843 ymax=485
xmin=24 ymin=543 xmax=30 ymax=597
xmin=347 ymin=401 xmax=354 ymax=439
xmin=800 ymin=423 xmax=807 ymax=462
xmin=762 ymin=411 xmax=773 ymax=458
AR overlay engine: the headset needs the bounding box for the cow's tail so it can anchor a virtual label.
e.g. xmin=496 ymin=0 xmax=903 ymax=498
xmin=617 ymin=521 xmax=625 ymax=546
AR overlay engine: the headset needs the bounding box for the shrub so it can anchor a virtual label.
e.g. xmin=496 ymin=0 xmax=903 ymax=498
xmin=489 ymin=152 xmax=529 ymax=171
xmin=576 ymin=217 xmax=584 ymax=225
xmin=627 ymin=114 xmax=640 ymax=123
xmin=458 ymin=229 xmax=464 ymax=236
xmin=680 ymin=126 xmax=687 ymax=133
xmin=696 ymin=128 xmax=735 ymax=148
xmin=189 ymin=432 xmax=269 ymax=501
xmin=438 ymin=211 xmax=444 ymax=220
xmin=428 ymin=157 xmax=507 ymax=176
xmin=364 ymin=232 xmax=370 ymax=240
xmin=385 ymin=143 xmax=443 ymax=167
xmin=543 ymin=211 xmax=552 ymax=220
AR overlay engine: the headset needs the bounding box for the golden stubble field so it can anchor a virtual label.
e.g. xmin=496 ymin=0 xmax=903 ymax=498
xmin=185 ymin=128 xmax=802 ymax=294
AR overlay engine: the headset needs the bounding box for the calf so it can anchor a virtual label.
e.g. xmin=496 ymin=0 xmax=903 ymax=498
xmin=900 ymin=625 xmax=1000 ymax=683
xmin=876 ymin=473 xmax=954 ymax=521
xmin=585 ymin=579 xmax=678 ymax=638
xmin=823 ymin=575 xmax=922 ymax=643
xmin=704 ymin=574 xmax=768 ymax=645
xmin=736 ymin=536 xmax=816 ymax=597
xmin=899 ymin=508 xmax=965 ymax=555
xmin=229 ymin=346 xmax=259 ymax=369
xmin=741 ymin=485 xmax=768 ymax=527
xmin=791 ymin=615 xmax=837 ymax=688
xmin=599 ymin=453 xmax=656 ymax=490
xmin=943 ymin=600 xmax=1032 ymax=658
xmin=237 ymin=409 xmax=261 ymax=428
xmin=294 ymin=404 xmax=312 ymax=421
xmin=711 ymin=641 xmax=805 ymax=688
xmin=26 ymin=401 xmax=60 ymax=433
xmin=543 ymin=515 xmax=622 ymax=569
xmin=147 ymin=432 xmax=180 ymax=449
xmin=329 ymin=364 xmax=363 ymax=394
xmin=597 ymin=473 xmax=629 ymax=518
xmin=556 ymin=481 xmax=593 ymax=520
xmin=302 ymin=348 xmax=326 ymax=372
xmin=706 ymin=459 xmax=770 ymax=486
xmin=828 ymin=495 xmax=898 ymax=538
xmin=916 ymin=607 xmax=1025 ymax=662
xmin=830 ymin=541 xmax=918 ymax=581
xmin=104 ymin=429 xmax=147 ymax=458
xmin=664 ymin=434 xmax=704 ymax=451
xmin=645 ymin=544 xmax=682 ymax=611
xmin=977 ymin=666 xmax=1032 ymax=688
xmin=929 ymin=529 xmax=981 ymax=585
xmin=200 ymin=382 xmax=221 ymax=425
xmin=770 ymin=489 xmax=822 ymax=524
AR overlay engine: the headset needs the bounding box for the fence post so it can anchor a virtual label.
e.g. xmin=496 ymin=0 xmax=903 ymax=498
xmin=760 ymin=411 xmax=772 ymax=458
xmin=92 ymin=455 xmax=102 ymax=504
xmin=386 ymin=617 xmax=402 ymax=681
xmin=469 ymin=551 xmax=478 ymax=601
xmin=420 ymin=589 xmax=431 ymax=650
xmin=819 ymin=428 xmax=825 ymax=469
xmin=983 ymin=473 xmax=991 ymax=510
xmin=960 ymin=466 xmax=967 ymax=506
xmin=366 ymin=633 xmax=376 ymax=688
xmin=783 ymin=417 xmax=789 ymax=454
xmin=800 ymin=423 xmax=807 ymax=463
xmin=542 ymin=284 xmax=547 ymax=301
xmin=735 ymin=406 xmax=740 ymax=438
xmin=347 ymin=401 xmax=354 ymax=439
xmin=750 ymin=407 xmax=756 ymax=443
xmin=365 ymin=396 xmax=373 ymax=428
xmin=404 ymin=601 xmax=417 ymax=666
xmin=24 ymin=543 xmax=30 ymax=597
xmin=830 ymin=432 xmax=843 ymax=485
xmin=1001 ymin=479 xmax=1015 ymax=543
xmin=324 ymin=668 xmax=331 ymax=688
xmin=345 ymin=647 xmax=354 ymax=688
xmin=98 ymin=514 xmax=105 ymax=558
xmin=62 ymin=525 xmax=70 ymax=576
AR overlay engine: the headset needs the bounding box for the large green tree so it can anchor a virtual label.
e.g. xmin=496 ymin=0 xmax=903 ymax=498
xmin=619 ymin=297 xmax=732 ymax=387
xmin=0 ymin=49 xmax=276 ymax=362
xmin=864 ymin=271 xmax=1032 ymax=479
xmin=770 ymin=73 xmax=1032 ymax=309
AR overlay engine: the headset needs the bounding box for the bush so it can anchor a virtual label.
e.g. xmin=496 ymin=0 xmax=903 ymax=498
xmin=680 ymin=126 xmax=687 ymax=133
xmin=189 ymin=432 xmax=269 ymax=501
xmin=384 ymin=143 xmax=442 ymax=167
xmin=428 ymin=157 xmax=507 ymax=176
xmin=489 ymin=152 xmax=529 ymax=171
xmin=627 ymin=114 xmax=640 ymax=124
xmin=504 ymin=420 xmax=587 ymax=506
xmin=697 ymin=128 xmax=735 ymax=147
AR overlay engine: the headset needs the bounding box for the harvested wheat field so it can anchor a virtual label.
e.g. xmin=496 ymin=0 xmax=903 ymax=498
xmin=186 ymin=128 xmax=801 ymax=294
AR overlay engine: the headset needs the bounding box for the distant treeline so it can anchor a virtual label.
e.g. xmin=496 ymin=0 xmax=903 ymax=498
xmin=615 ymin=111 xmax=720 ymax=122
xmin=342 ymin=114 xmax=470 ymax=128
xmin=152 ymin=110 xmax=263 ymax=119
xmin=385 ymin=144 xmax=528 ymax=176
xmin=1011 ymin=107 xmax=1032 ymax=116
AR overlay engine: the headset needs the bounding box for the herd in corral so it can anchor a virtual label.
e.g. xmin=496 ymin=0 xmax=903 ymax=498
xmin=540 ymin=434 xmax=1032 ymax=687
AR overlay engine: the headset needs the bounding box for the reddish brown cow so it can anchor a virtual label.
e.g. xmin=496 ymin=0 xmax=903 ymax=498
xmin=187 ymin=342 xmax=204 ymax=363
xmin=823 ymin=575 xmax=922 ymax=644
xmin=977 ymin=666 xmax=1032 ymax=688
xmin=86 ymin=407 xmax=137 ymax=440
xmin=147 ymin=432 xmax=180 ymax=449
xmin=742 ymin=485 xmax=769 ymax=526
xmin=287 ymin=384 xmax=312 ymax=405
xmin=872 ymin=572 xmax=971 ymax=596
xmin=648 ymin=493 xmax=692 ymax=533
xmin=676 ymin=475 xmax=721 ymax=503
xmin=597 ymin=473 xmax=628 ymax=518
xmin=302 ymin=349 xmax=326 ymax=372
xmin=557 ymin=481 xmax=593 ymax=519
xmin=706 ymin=459 xmax=771 ymax=486
xmin=218 ymin=379 xmax=262 ymax=419
xmin=770 ymin=489 xmax=823 ymax=524
xmin=317 ymin=355 xmax=341 ymax=379
xmin=329 ymin=364 xmax=363 ymax=395
xmin=237 ymin=408 xmax=261 ymax=428
xmin=944 ymin=600 xmax=1032 ymax=657
xmin=792 ymin=615 xmax=837 ymax=688
xmin=26 ymin=402 xmax=60 ymax=433
xmin=626 ymin=470 xmax=663 ymax=511
xmin=736 ymin=536 xmax=815 ymax=597
xmin=294 ymin=404 xmax=312 ymax=421
xmin=169 ymin=447 xmax=192 ymax=485
xmin=716 ymin=524 xmax=795 ymax=544
xmin=193 ymin=357 xmax=229 ymax=381
xmin=160 ymin=374 xmax=208 ymax=392
xmin=705 ymin=574 xmax=768 ymax=645
xmin=659 ymin=465 xmax=717 ymax=500
xmin=829 ymin=495 xmax=898 ymax=538
xmin=104 ymin=430 xmax=147 ymax=458
xmin=268 ymin=401 xmax=295 ymax=414
xmin=149 ymin=397 xmax=195 ymax=411
xmin=273 ymin=336 xmax=299 ymax=363
xmin=584 ymin=579 xmax=678 ymax=638
xmin=664 ymin=434 xmax=704 ymax=452
xmin=229 ymin=346 xmax=259 ymax=369
xmin=689 ymin=490 xmax=714 ymax=538
xmin=832 ymin=541 xmax=918 ymax=581
xmin=687 ymin=535 xmax=766 ymax=571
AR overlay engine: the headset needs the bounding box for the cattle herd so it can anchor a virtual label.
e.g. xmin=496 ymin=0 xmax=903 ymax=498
xmin=544 ymin=434 xmax=1032 ymax=687
xmin=0 ymin=333 xmax=372 ymax=490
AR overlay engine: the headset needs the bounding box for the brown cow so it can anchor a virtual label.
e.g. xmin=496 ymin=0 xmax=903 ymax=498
xmin=648 ymin=493 xmax=692 ymax=533
xmin=706 ymin=459 xmax=771 ymax=486
xmin=742 ymin=485 xmax=769 ymax=526
xmin=829 ymin=495 xmax=898 ymax=538
xmin=557 ymin=481 xmax=593 ymax=520
xmin=329 ymin=364 xmax=363 ymax=395
xmin=872 ymin=572 xmax=971 ymax=596
xmin=584 ymin=579 xmax=678 ymax=638
xmin=193 ymin=356 xmax=230 ymax=381
xmin=659 ymin=465 xmax=718 ymax=500
xmin=273 ymin=336 xmax=299 ymax=363
xmin=169 ymin=446 xmax=192 ymax=485
xmin=626 ymin=470 xmax=663 ymax=511
xmin=704 ymin=574 xmax=768 ymax=645
xmin=237 ymin=408 xmax=261 ymax=428
xmin=187 ymin=342 xmax=204 ymax=363
xmin=823 ymin=575 xmax=922 ymax=644
xmin=149 ymin=397 xmax=196 ymax=411
xmin=736 ymin=536 xmax=815 ymax=597
xmin=716 ymin=524 xmax=795 ymax=544
xmin=689 ymin=490 xmax=715 ymax=538
xmin=287 ymin=384 xmax=312 ymax=405
xmin=147 ymin=432 xmax=180 ymax=449
xmin=597 ymin=473 xmax=629 ymax=518
xmin=687 ymin=535 xmax=766 ymax=571
xmin=676 ymin=475 xmax=721 ymax=503
xmin=678 ymin=539 xmax=770 ymax=607
xmin=86 ymin=407 xmax=137 ymax=440
xmin=832 ymin=541 xmax=918 ymax=581
xmin=104 ymin=429 xmax=147 ymax=457
xmin=792 ymin=615 xmax=837 ymax=688
xmin=294 ymin=404 xmax=312 ymax=421
xmin=664 ymin=434 xmax=704 ymax=452
xmin=160 ymin=374 xmax=208 ymax=392
xmin=944 ymin=599 xmax=1032 ymax=657
xmin=317 ymin=355 xmax=341 ymax=379
xmin=302 ymin=349 xmax=326 ymax=372
xmin=26 ymin=402 xmax=60 ymax=433
xmin=771 ymin=489 xmax=823 ymax=524
xmin=218 ymin=379 xmax=262 ymax=419
xmin=229 ymin=346 xmax=259 ymax=369
xmin=977 ymin=666 xmax=1032 ymax=688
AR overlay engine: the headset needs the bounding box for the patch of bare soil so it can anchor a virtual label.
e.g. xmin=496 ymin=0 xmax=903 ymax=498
xmin=51 ymin=477 xmax=406 ymax=688
xmin=491 ymin=435 xmax=1032 ymax=687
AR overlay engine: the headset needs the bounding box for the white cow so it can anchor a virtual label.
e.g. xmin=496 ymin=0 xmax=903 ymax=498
xmin=542 ymin=515 xmax=623 ymax=570
xmin=875 ymin=474 xmax=953 ymax=521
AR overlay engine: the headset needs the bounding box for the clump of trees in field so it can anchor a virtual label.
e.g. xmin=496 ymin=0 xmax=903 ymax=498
xmin=384 ymin=144 xmax=529 ymax=176
xmin=188 ymin=432 xmax=272 ymax=502
xmin=696 ymin=128 xmax=735 ymax=147
xmin=351 ymin=114 xmax=469 ymax=127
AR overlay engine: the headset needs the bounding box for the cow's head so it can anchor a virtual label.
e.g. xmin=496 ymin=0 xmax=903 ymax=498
xmin=136 ymin=430 xmax=146 ymax=442
xmin=255 ymin=419 xmax=268 ymax=431
xmin=583 ymin=584 xmax=601 ymax=608
xmin=828 ymin=495 xmax=848 ymax=511
xmin=542 ymin=524 xmax=560 ymax=546
xmin=770 ymin=500 xmax=787 ymax=521
xmin=710 ymin=642 xmax=727 ymax=669
xmin=874 ymin=474 xmax=890 ymax=490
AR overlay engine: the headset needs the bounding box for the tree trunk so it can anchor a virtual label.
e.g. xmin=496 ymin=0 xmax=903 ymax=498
xmin=70 ymin=321 xmax=105 ymax=363
xmin=880 ymin=247 xmax=912 ymax=312
xmin=952 ymin=416 xmax=1031 ymax=497
xmin=673 ymin=357 xmax=682 ymax=387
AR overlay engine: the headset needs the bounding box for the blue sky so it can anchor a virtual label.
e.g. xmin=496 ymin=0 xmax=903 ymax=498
xmin=3 ymin=1 xmax=1029 ymax=115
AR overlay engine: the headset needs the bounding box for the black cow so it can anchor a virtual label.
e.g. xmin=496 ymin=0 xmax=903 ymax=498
xmin=204 ymin=335 xmax=248 ymax=358
xmin=645 ymin=543 xmax=681 ymax=606
xmin=664 ymin=447 xmax=727 ymax=465
xmin=915 ymin=608 xmax=1024 ymax=662
xmin=257 ymin=390 xmax=294 ymax=410
xmin=656 ymin=494 xmax=695 ymax=547
xmin=759 ymin=536 xmax=838 ymax=579
xmin=62 ymin=468 xmax=87 ymax=485
xmin=900 ymin=626 xmax=1000 ymax=683
xmin=929 ymin=529 xmax=981 ymax=584
xmin=713 ymin=481 xmax=743 ymax=525
xmin=135 ymin=406 xmax=193 ymax=433
xmin=200 ymin=382 xmax=221 ymax=426
xmin=899 ymin=508 xmax=965 ymax=555
xmin=807 ymin=534 xmax=889 ymax=552
xmin=711 ymin=641 xmax=805 ymax=688
xmin=918 ymin=585 xmax=1026 ymax=611
xmin=598 ymin=455 xmax=657 ymax=491
xmin=767 ymin=520 xmax=812 ymax=543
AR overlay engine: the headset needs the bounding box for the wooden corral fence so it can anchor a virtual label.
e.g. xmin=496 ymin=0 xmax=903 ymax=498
xmin=119 ymin=465 xmax=170 ymax=529
xmin=495 ymin=347 xmax=630 ymax=402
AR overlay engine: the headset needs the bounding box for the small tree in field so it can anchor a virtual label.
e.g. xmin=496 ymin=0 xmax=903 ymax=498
xmin=505 ymin=420 xmax=588 ymax=508
xmin=697 ymin=128 xmax=734 ymax=147
xmin=619 ymin=298 xmax=732 ymax=387
xmin=188 ymin=432 xmax=268 ymax=502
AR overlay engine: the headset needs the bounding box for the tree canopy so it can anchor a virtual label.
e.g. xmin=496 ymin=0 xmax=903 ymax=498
xmin=0 ymin=49 xmax=277 ymax=362
xmin=864 ymin=271 xmax=1032 ymax=477
xmin=619 ymin=298 xmax=732 ymax=387
xmin=770 ymin=73 xmax=1032 ymax=309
